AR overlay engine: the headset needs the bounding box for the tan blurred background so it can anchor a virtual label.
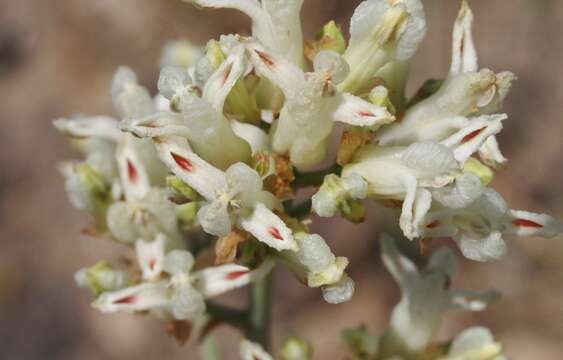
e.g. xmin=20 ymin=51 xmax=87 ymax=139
xmin=1 ymin=0 xmax=563 ymax=359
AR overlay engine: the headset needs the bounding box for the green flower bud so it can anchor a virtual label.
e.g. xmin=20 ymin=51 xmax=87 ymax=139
xmin=74 ymin=261 xmax=130 ymax=296
xmin=306 ymin=20 xmax=347 ymax=61
xmin=342 ymin=325 xmax=379 ymax=360
xmin=167 ymin=175 xmax=201 ymax=203
xmin=279 ymin=336 xmax=313 ymax=360
xmin=369 ymin=85 xmax=396 ymax=115
xmin=176 ymin=201 xmax=203 ymax=231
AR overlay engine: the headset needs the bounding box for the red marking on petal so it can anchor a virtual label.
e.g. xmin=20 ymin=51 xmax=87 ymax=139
xmin=141 ymin=122 xmax=158 ymax=128
xmin=148 ymin=259 xmax=156 ymax=270
xmin=513 ymin=219 xmax=543 ymax=228
xmin=357 ymin=111 xmax=374 ymax=117
xmin=426 ymin=220 xmax=441 ymax=229
xmin=461 ymin=127 xmax=486 ymax=144
xmin=254 ymin=50 xmax=275 ymax=67
xmin=114 ymin=295 xmax=136 ymax=304
xmin=171 ymin=152 xmax=194 ymax=172
xmin=221 ymin=63 xmax=233 ymax=87
xmin=268 ymin=227 xmax=284 ymax=241
xmin=225 ymin=270 xmax=249 ymax=281
xmin=127 ymin=159 xmax=138 ymax=183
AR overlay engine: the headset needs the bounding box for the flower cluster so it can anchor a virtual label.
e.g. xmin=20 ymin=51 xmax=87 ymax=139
xmin=54 ymin=0 xmax=562 ymax=358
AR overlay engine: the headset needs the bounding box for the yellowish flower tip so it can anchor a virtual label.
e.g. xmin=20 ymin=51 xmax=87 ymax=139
xmin=305 ymin=20 xmax=347 ymax=61
xmin=205 ymin=40 xmax=227 ymax=70
xmin=463 ymin=158 xmax=494 ymax=185
xmin=279 ymin=336 xmax=313 ymax=360
xmin=167 ymin=175 xmax=201 ymax=202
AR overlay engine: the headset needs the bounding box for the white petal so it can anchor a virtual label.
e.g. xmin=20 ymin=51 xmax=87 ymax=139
xmin=171 ymin=283 xmax=206 ymax=320
xmin=449 ymin=0 xmax=478 ymax=75
xmin=116 ymin=134 xmax=152 ymax=201
xmin=332 ymin=93 xmax=395 ymax=127
xmin=154 ymin=136 xmax=226 ymax=201
xmin=313 ymin=50 xmax=350 ymax=84
xmin=225 ymin=162 xmax=263 ymax=201
xmin=239 ymin=203 xmax=298 ymax=251
xmin=193 ymin=261 xmax=274 ymax=298
xmin=158 ymin=66 xmax=192 ymax=100
xmin=450 ymin=289 xmax=500 ymax=311
xmin=478 ymin=136 xmax=507 ymax=168
xmin=120 ymin=112 xmax=190 ymax=139
xmin=294 ymin=233 xmax=336 ymax=273
xmin=246 ymin=42 xmax=306 ymax=98
xmin=197 ymin=201 xmax=233 ymax=237
xmin=203 ymin=45 xmax=247 ymax=112
xmin=456 ymin=231 xmax=507 ymax=262
xmin=440 ymin=114 xmax=505 ymax=163
xmin=111 ymin=67 xmax=155 ymax=118
xmin=432 ymin=173 xmax=483 ymax=209
xmin=163 ymin=250 xmax=195 ymax=276
xmin=399 ymin=178 xmax=432 ymax=240
xmin=321 ymin=274 xmax=355 ymax=304
xmin=448 ymin=327 xmax=503 ymax=358
xmin=240 ymin=339 xmax=274 ymax=360
xmin=400 ymin=142 xmax=459 ymax=180
xmin=380 ymin=234 xmax=418 ymax=288
xmin=505 ymin=210 xmax=563 ymax=238
xmin=53 ymin=116 xmax=122 ymax=142
xmin=230 ymin=120 xmax=270 ymax=154
xmin=93 ymin=282 xmax=170 ymax=314
xmin=135 ymin=235 xmax=166 ymax=281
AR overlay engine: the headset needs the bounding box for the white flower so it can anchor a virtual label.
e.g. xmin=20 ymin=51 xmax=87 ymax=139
xmin=94 ymin=238 xmax=274 ymax=321
xmin=240 ymin=339 xmax=274 ymax=360
xmin=377 ymin=1 xmax=515 ymax=168
xmin=75 ymin=261 xmax=130 ymax=296
xmin=343 ymin=142 xmax=459 ymax=239
xmin=422 ymin=187 xmax=563 ymax=262
xmin=439 ymin=327 xmax=505 ymax=360
xmin=339 ymin=0 xmax=426 ymax=94
xmin=187 ymin=0 xmax=305 ymax=67
xmin=379 ymin=235 xmax=498 ymax=357
xmin=123 ymin=132 xmax=297 ymax=252
xmin=121 ymin=47 xmax=252 ymax=170
xmin=247 ymin=43 xmax=395 ymax=168
xmin=106 ymin=188 xmax=183 ymax=248
xmin=281 ymin=232 xmax=354 ymax=304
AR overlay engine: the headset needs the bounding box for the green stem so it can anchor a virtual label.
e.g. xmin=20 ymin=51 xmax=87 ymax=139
xmin=247 ymin=271 xmax=274 ymax=350
xmin=292 ymin=163 xmax=341 ymax=188
xmin=206 ymin=302 xmax=249 ymax=331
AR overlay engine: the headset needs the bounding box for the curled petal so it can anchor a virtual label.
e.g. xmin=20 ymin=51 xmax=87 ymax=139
xmin=440 ymin=114 xmax=505 ymax=163
xmin=239 ymin=203 xmax=298 ymax=251
xmin=399 ymin=178 xmax=432 ymax=240
xmin=231 ymin=120 xmax=270 ymax=154
xmin=478 ymin=136 xmax=507 ymax=168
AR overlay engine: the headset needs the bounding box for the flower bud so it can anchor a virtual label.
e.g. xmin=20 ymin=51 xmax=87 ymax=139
xmin=279 ymin=336 xmax=313 ymax=360
xmin=312 ymin=174 xmax=368 ymax=222
xmin=305 ymin=20 xmax=347 ymax=61
xmin=75 ymin=261 xmax=130 ymax=296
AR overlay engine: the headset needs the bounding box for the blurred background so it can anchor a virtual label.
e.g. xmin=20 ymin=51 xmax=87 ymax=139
xmin=1 ymin=0 xmax=563 ymax=359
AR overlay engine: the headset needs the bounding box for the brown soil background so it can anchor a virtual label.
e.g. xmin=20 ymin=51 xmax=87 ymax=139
xmin=1 ymin=0 xmax=562 ymax=359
